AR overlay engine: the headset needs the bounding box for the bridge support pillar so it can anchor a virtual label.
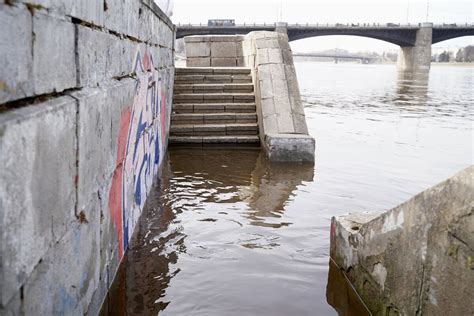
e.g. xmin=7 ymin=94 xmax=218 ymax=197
xmin=397 ymin=23 xmax=432 ymax=72
xmin=275 ymin=22 xmax=288 ymax=34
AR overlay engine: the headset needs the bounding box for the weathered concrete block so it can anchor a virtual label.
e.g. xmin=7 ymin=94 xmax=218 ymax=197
xmin=0 ymin=96 xmax=77 ymax=307
xmin=330 ymin=166 xmax=474 ymax=315
xmin=33 ymin=12 xmax=76 ymax=95
xmin=264 ymin=133 xmax=315 ymax=162
xmin=186 ymin=42 xmax=211 ymax=57
xmin=268 ymin=48 xmax=283 ymax=64
xmin=184 ymin=35 xmax=211 ymax=43
xmin=211 ymin=41 xmax=237 ymax=58
xmin=211 ymin=57 xmax=237 ymax=67
xmin=23 ymin=219 xmax=100 ymax=316
xmin=77 ymin=25 xmax=109 ymax=87
xmin=0 ymin=4 xmax=33 ymax=104
xmin=276 ymin=111 xmax=295 ymax=133
xmin=257 ymin=48 xmax=270 ymax=64
xmin=186 ymin=57 xmax=210 ymax=67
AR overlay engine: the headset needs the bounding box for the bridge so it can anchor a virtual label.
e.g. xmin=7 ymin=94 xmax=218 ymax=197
xmin=176 ymin=22 xmax=474 ymax=72
xmin=292 ymin=52 xmax=378 ymax=63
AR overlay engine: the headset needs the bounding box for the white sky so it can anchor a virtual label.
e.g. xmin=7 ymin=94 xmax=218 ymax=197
xmin=172 ymin=0 xmax=474 ymax=52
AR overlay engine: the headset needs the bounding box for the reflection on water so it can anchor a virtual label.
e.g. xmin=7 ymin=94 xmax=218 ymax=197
xmin=102 ymin=63 xmax=473 ymax=315
xmin=326 ymin=259 xmax=371 ymax=316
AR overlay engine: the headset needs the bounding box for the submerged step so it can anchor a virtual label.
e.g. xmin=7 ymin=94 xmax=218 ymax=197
xmin=171 ymin=123 xmax=259 ymax=136
xmin=170 ymin=135 xmax=260 ymax=144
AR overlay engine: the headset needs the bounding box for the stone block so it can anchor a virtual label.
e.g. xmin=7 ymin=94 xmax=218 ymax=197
xmin=276 ymin=111 xmax=295 ymax=133
xmin=33 ymin=13 xmax=76 ymax=95
xmin=268 ymin=48 xmax=283 ymax=64
xmin=186 ymin=42 xmax=210 ymax=57
xmin=258 ymin=76 xmax=273 ymax=99
xmin=261 ymin=97 xmax=276 ymax=117
xmin=184 ymin=35 xmax=211 ymax=43
xmin=211 ymin=57 xmax=237 ymax=67
xmin=257 ymin=48 xmax=269 ymax=64
xmin=0 ymin=96 xmax=77 ymax=307
xmin=272 ymin=79 xmax=289 ymax=98
xmin=292 ymin=113 xmax=309 ymax=134
xmin=262 ymin=114 xmax=278 ymax=134
xmin=0 ymin=4 xmax=33 ymax=104
xmin=103 ymin=0 xmax=124 ymax=33
xmin=187 ymin=57 xmax=210 ymax=67
xmin=210 ymin=35 xmax=243 ymax=42
xmin=264 ymin=133 xmax=315 ymax=162
xmin=256 ymin=38 xmax=280 ymax=49
xmin=77 ymin=25 xmax=105 ymax=86
xmin=72 ymin=79 xmax=135 ymax=222
xmin=211 ymin=41 xmax=237 ymax=58
xmin=23 ymin=219 xmax=100 ymax=315
xmin=270 ymin=63 xmax=286 ymax=81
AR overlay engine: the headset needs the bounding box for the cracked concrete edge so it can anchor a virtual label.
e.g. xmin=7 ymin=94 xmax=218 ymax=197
xmin=330 ymin=165 xmax=474 ymax=315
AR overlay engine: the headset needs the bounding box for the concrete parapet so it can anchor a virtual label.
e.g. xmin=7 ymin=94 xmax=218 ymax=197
xmin=330 ymin=166 xmax=474 ymax=315
xmin=185 ymin=35 xmax=245 ymax=67
xmin=0 ymin=0 xmax=174 ymax=314
xmin=244 ymin=31 xmax=314 ymax=162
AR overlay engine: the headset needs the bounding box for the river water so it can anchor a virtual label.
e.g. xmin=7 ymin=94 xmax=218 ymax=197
xmin=101 ymin=63 xmax=473 ymax=315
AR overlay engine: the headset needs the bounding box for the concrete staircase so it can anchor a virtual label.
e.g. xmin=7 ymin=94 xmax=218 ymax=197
xmin=170 ymin=67 xmax=260 ymax=145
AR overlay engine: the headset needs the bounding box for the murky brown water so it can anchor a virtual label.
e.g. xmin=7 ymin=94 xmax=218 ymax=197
xmin=101 ymin=63 xmax=473 ymax=315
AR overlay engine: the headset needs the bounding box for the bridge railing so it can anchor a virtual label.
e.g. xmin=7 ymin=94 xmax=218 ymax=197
xmin=177 ymin=22 xmax=474 ymax=28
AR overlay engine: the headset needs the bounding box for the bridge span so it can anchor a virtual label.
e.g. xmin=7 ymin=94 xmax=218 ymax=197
xmin=177 ymin=22 xmax=474 ymax=72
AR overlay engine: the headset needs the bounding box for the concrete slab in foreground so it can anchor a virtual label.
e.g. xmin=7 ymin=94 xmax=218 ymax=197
xmin=330 ymin=166 xmax=473 ymax=315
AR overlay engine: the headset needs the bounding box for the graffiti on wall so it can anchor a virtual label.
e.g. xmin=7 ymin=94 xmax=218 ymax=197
xmin=108 ymin=48 xmax=169 ymax=257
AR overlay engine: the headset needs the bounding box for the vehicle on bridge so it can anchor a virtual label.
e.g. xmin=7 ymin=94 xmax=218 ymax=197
xmin=208 ymin=19 xmax=235 ymax=27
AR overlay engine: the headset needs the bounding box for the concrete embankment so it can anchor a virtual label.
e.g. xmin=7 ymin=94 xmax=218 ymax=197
xmin=0 ymin=1 xmax=174 ymax=314
xmin=183 ymin=32 xmax=315 ymax=162
xmin=330 ymin=166 xmax=473 ymax=315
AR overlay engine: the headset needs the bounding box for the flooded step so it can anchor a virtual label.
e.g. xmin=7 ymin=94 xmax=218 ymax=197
xmin=173 ymin=103 xmax=256 ymax=114
xmin=175 ymin=67 xmax=251 ymax=75
xmin=174 ymin=83 xmax=254 ymax=94
xmin=173 ymin=93 xmax=255 ymax=104
xmin=171 ymin=123 xmax=259 ymax=136
xmin=171 ymin=112 xmax=257 ymax=124
xmin=175 ymin=74 xmax=252 ymax=84
xmin=170 ymin=135 xmax=260 ymax=144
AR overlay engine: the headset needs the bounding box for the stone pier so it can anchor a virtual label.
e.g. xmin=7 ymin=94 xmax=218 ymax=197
xmin=397 ymin=22 xmax=433 ymax=72
xmin=183 ymin=32 xmax=315 ymax=162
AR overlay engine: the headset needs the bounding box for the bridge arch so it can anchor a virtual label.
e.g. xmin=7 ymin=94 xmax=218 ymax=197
xmin=287 ymin=29 xmax=417 ymax=46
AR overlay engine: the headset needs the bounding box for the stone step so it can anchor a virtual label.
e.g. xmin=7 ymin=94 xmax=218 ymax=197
xmin=175 ymin=67 xmax=251 ymax=75
xmin=171 ymin=123 xmax=259 ymax=136
xmin=174 ymin=93 xmax=255 ymax=104
xmin=175 ymin=74 xmax=252 ymax=84
xmin=174 ymin=83 xmax=254 ymax=94
xmin=171 ymin=112 xmax=257 ymax=124
xmin=170 ymin=135 xmax=260 ymax=144
xmin=173 ymin=103 xmax=256 ymax=114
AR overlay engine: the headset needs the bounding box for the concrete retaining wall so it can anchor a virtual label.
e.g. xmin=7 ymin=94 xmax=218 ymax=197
xmin=330 ymin=166 xmax=473 ymax=315
xmin=184 ymin=33 xmax=315 ymax=162
xmin=0 ymin=1 xmax=175 ymax=314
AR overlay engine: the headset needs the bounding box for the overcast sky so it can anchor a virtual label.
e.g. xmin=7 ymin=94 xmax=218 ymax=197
xmin=171 ymin=0 xmax=473 ymax=52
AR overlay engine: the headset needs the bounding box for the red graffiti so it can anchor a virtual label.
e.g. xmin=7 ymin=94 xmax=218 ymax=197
xmin=108 ymin=108 xmax=131 ymax=258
